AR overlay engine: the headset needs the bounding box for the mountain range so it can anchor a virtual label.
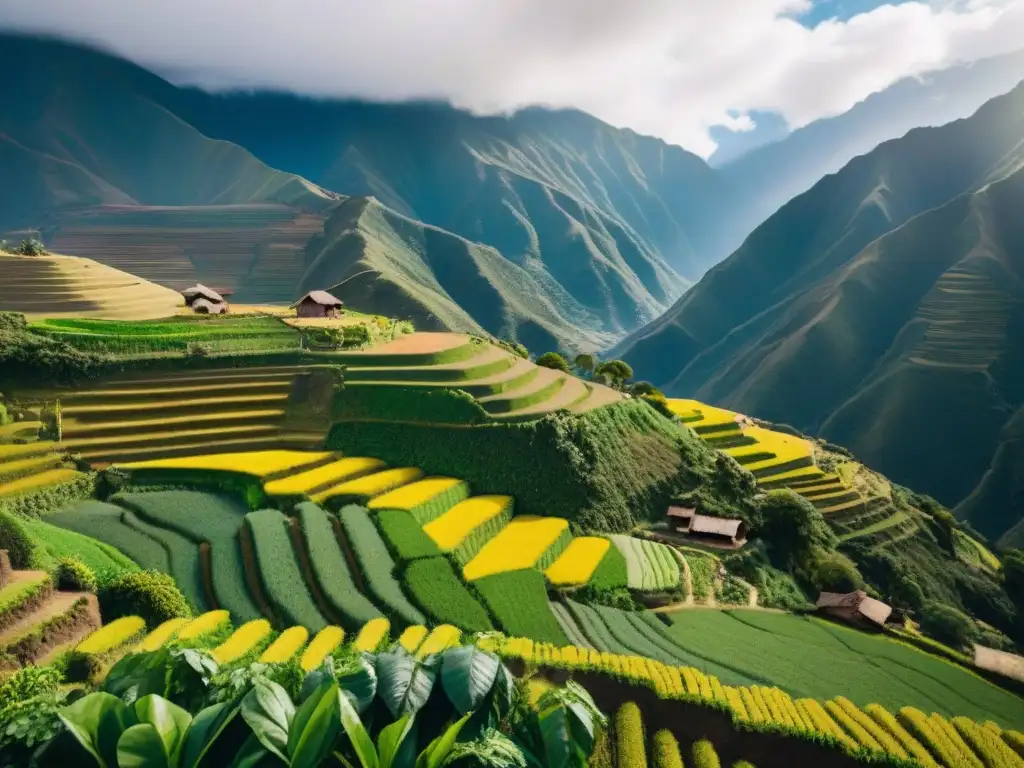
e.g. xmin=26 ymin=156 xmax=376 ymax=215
xmin=615 ymin=81 xmax=1024 ymax=546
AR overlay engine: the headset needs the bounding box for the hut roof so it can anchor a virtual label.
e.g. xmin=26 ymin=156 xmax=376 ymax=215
xmin=816 ymin=591 xmax=892 ymax=627
xmin=293 ymin=290 xmax=343 ymax=308
xmin=191 ymin=298 xmax=227 ymax=314
xmin=973 ymin=645 xmax=1024 ymax=683
xmin=181 ymin=284 xmax=225 ymax=303
xmin=667 ymin=506 xmax=696 ymax=519
xmin=689 ymin=514 xmax=744 ymax=538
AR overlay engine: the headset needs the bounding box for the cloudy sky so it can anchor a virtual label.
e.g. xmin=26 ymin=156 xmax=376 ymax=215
xmin=0 ymin=0 xmax=1021 ymax=157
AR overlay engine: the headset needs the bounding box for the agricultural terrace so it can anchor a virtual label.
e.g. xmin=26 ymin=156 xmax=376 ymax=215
xmin=0 ymin=437 xmax=84 ymax=503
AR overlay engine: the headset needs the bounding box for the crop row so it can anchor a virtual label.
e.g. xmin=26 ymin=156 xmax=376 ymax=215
xmin=608 ymin=534 xmax=680 ymax=591
xmin=367 ymin=476 xmax=470 ymax=524
xmin=472 ymin=569 xmax=569 ymax=646
xmin=402 ymin=556 xmax=494 ymax=633
xmin=422 ymin=494 xmax=514 ymax=564
xmin=545 ymin=537 xmax=611 ymax=586
xmin=463 ymin=515 xmax=571 ymax=581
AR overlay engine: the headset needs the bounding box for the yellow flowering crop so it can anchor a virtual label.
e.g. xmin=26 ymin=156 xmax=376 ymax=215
xmin=354 ymin=618 xmax=390 ymax=652
xmin=463 ymin=515 xmax=570 ymax=580
xmin=137 ymin=617 xmax=190 ymax=652
xmin=424 ymin=495 xmax=512 ymax=550
xmin=301 ymin=626 xmax=345 ymax=671
xmin=399 ymin=625 xmax=429 ymax=654
xmin=416 ymin=625 xmax=462 ymax=658
xmin=368 ymin=477 xmax=463 ymax=511
xmin=545 ymin=537 xmax=610 ymax=585
xmin=260 ymin=626 xmax=310 ymax=664
xmin=315 ymin=467 xmax=424 ymax=503
xmin=724 ymin=427 xmax=813 ymax=472
xmin=265 ymin=457 xmax=385 ymax=496
xmin=177 ymin=610 xmax=231 ymax=641
xmin=212 ymin=619 xmax=273 ymax=664
xmin=121 ymin=450 xmax=336 ymax=477
xmin=77 ymin=616 xmax=147 ymax=655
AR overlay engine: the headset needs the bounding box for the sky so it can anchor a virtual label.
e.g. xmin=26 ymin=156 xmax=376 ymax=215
xmin=0 ymin=0 xmax=1022 ymax=158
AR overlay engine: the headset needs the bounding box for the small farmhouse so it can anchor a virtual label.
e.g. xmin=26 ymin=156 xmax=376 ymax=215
xmin=667 ymin=506 xmax=747 ymax=546
xmin=190 ymin=298 xmax=227 ymax=315
xmin=816 ymin=591 xmax=892 ymax=630
xmin=293 ymin=290 xmax=344 ymax=319
xmin=181 ymin=284 xmax=225 ymax=307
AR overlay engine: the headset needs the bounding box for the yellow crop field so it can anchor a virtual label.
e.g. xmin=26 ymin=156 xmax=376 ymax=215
xmin=725 ymin=426 xmax=812 ymax=470
xmin=416 ymin=625 xmax=461 ymax=658
xmin=368 ymin=477 xmax=462 ymax=511
xmin=177 ymin=610 xmax=231 ymax=641
xmin=137 ymin=617 xmax=190 ymax=652
xmin=315 ymin=467 xmax=424 ymax=503
xmin=424 ymin=495 xmax=512 ymax=550
xmin=354 ymin=617 xmax=390 ymax=652
xmin=260 ymin=626 xmax=310 ymax=663
xmin=264 ymin=457 xmax=385 ymax=496
xmin=399 ymin=625 xmax=429 ymax=653
xmin=212 ymin=619 xmax=273 ymax=663
xmin=77 ymin=616 xmax=146 ymax=654
xmin=121 ymin=450 xmax=336 ymax=477
xmin=463 ymin=515 xmax=570 ymax=581
xmin=0 ymin=468 xmax=82 ymax=499
xmin=300 ymin=626 xmax=345 ymax=671
xmin=666 ymin=398 xmax=743 ymax=428
xmin=545 ymin=537 xmax=611 ymax=585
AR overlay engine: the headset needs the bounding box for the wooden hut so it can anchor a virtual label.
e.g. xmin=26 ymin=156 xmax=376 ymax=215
xmin=191 ymin=298 xmax=227 ymax=315
xmin=668 ymin=506 xmax=747 ymax=546
xmin=181 ymin=284 xmax=225 ymax=307
xmin=293 ymin=290 xmax=344 ymax=318
xmin=816 ymin=591 xmax=892 ymax=629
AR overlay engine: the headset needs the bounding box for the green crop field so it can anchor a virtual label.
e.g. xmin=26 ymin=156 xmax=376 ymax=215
xmin=472 ymin=569 xmax=568 ymax=646
xmin=113 ymin=491 xmax=262 ymax=623
xmin=119 ymin=508 xmax=210 ymax=611
xmin=293 ymin=502 xmax=383 ymax=630
xmin=338 ymin=504 xmax=425 ymax=626
xmin=374 ymin=509 xmax=443 ymax=561
xmin=17 ymin=512 xmax=138 ymax=577
xmin=244 ymin=508 xmax=327 ymax=631
xmin=665 ymin=610 xmax=1024 ymax=727
xmin=403 ymin=556 xmax=494 ymax=633
xmin=586 ymin=543 xmax=628 ymax=590
xmin=608 ymin=534 xmax=681 ymax=591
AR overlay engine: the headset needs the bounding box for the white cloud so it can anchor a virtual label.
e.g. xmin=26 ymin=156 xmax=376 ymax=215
xmin=0 ymin=0 xmax=1021 ymax=157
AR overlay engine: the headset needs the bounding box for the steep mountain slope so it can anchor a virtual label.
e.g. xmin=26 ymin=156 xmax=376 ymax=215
xmin=616 ymin=82 xmax=1024 ymax=540
xmin=718 ymin=48 xmax=1024 ymax=254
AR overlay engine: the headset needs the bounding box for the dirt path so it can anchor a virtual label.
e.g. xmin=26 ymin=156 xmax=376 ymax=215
xmin=669 ymin=548 xmax=694 ymax=606
xmin=0 ymin=589 xmax=93 ymax=645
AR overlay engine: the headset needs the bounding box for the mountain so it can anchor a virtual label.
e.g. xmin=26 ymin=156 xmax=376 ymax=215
xmin=615 ymin=82 xmax=1024 ymax=542
xmin=715 ymin=48 xmax=1024 ymax=255
xmin=0 ymin=34 xmax=743 ymax=349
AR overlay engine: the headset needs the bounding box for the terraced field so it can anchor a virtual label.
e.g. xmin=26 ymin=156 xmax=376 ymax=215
xmin=0 ymin=252 xmax=183 ymax=320
xmin=0 ymin=438 xmax=85 ymax=501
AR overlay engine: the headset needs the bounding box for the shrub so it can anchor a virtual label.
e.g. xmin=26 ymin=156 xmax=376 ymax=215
xmin=919 ymin=601 xmax=978 ymax=649
xmin=99 ymin=570 xmax=191 ymax=628
xmin=186 ymin=341 xmax=212 ymax=357
xmin=652 ymin=729 xmax=683 ymax=768
xmin=614 ymin=702 xmax=647 ymax=767
xmin=13 ymin=239 xmax=47 ymax=256
xmin=0 ymin=665 xmax=62 ymax=710
xmin=692 ymin=739 xmax=721 ymax=768
xmin=594 ymin=360 xmax=633 ymax=387
xmin=343 ymin=324 xmax=372 ymax=347
xmin=54 ymin=557 xmax=97 ymax=593
xmin=536 ymin=351 xmax=570 ymax=373
xmin=805 ymin=549 xmax=864 ymax=593
xmin=0 ymin=509 xmax=37 ymax=568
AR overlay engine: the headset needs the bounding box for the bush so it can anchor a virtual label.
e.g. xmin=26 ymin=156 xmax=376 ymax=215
xmin=918 ymin=601 xmax=978 ymax=650
xmin=651 ymin=729 xmax=683 ymax=768
xmin=804 ymin=548 xmax=864 ymax=593
xmin=614 ymin=702 xmax=647 ymax=767
xmin=12 ymin=239 xmax=47 ymax=256
xmin=99 ymin=570 xmax=191 ymax=628
xmin=535 ymin=351 xmax=570 ymax=373
xmin=343 ymin=324 xmax=372 ymax=347
xmin=54 ymin=557 xmax=97 ymax=593
xmin=185 ymin=341 xmax=212 ymax=357
xmin=756 ymin=490 xmax=836 ymax=570
xmin=594 ymin=360 xmax=633 ymax=387
xmin=692 ymin=739 xmax=721 ymax=768
xmin=0 ymin=509 xmax=37 ymax=568
xmin=0 ymin=402 xmax=10 ymax=427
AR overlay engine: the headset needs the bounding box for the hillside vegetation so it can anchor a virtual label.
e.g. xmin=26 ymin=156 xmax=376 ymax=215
xmin=617 ymin=81 xmax=1024 ymax=545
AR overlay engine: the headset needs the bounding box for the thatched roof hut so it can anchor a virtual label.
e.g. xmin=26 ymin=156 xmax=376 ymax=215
xmin=292 ymin=290 xmax=344 ymax=318
xmin=181 ymin=284 xmax=225 ymax=306
xmin=816 ymin=591 xmax=892 ymax=629
xmin=191 ymin=298 xmax=227 ymax=315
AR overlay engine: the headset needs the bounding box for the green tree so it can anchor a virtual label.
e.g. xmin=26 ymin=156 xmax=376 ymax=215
xmin=573 ymin=353 xmax=596 ymax=376
xmin=805 ymin=549 xmax=864 ymax=593
xmin=756 ymin=490 xmax=837 ymax=571
xmin=919 ymin=601 xmax=978 ymax=649
xmin=594 ymin=360 xmax=633 ymax=388
xmin=536 ymin=351 xmax=570 ymax=373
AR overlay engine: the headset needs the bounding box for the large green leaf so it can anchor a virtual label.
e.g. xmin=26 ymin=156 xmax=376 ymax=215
xmin=375 ymin=650 xmax=438 ymax=719
xmin=179 ymin=701 xmax=239 ymax=768
xmin=58 ymin=692 xmax=137 ymax=768
xmin=336 ymin=654 xmax=378 ymax=714
xmin=414 ymin=713 xmax=471 ymax=768
xmin=376 ymin=714 xmax=414 ymax=768
xmin=336 ymin=687 xmax=378 ymax=768
xmin=240 ymin=680 xmax=296 ymax=763
xmin=288 ymin=678 xmax=341 ymax=768
xmin=117 ymin=723 xmax=169 ymax=768
xmin=536 ymin=706 xmax=573 ymax=768
xmin=228 ymin=733 xmax=272 ymax=768
xmin=439 ymin=647 xmax=500 ymax=716
xmin=133 ymin=694 xmax=192 ymax=762
xmin=102 ymin=650 xmax=171 ymax=701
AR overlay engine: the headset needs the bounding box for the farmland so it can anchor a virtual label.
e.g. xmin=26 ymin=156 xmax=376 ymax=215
xmin=608 ymin=534 xmax=681 ymax=591
xmin=472 ymin=569 xmax=569 ymax=645
xmin=402 ymin=556 xmax=493 ymax=632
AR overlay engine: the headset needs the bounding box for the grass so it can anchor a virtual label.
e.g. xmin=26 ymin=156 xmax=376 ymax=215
xmin=294 ymin=502 xmax=383 ymax=630
xmin=663 ymin=610 xmax=1024 ymax=728
xmin=113 ymin=491 xmax=262 ymax=623
xmin=245 ymin=508 xmax=328 ymax=631
xmin=119 ymin=509 xmax=210 ymax=612
xmin=472 ymin=569 xmax=568 ymax=646
xmin=402 ymin=556 xmax=494 ymax=633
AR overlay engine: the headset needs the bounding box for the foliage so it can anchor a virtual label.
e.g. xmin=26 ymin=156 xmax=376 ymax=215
xmin=918 ymin=601 xmax=978 ymax=650
xmin=515 ymin=680 xmax=605 ymax=768
xmin=802 ymin=548 xmax=864 ymax=594
xmin=686 ymin=552 xmax=716 ymax=602
xmin=295 ymin=503 xmax=384 ymax=630
xmin=756 ymin=490 xmax=836 ymax=571
xmin=339 ymin=504 xmax=425 ymax=626
xmin=403 ymin=557 xmax=494 ymax=633
xmin=6 ymin=238 xmax=47 ymax=256
xmin=245 ymin=508 xmax=327 ymax=631
xmin=0 ymin=312 xmax=105 ymax=388
xmin=55 ymin=557 xmax=98 ymax=593
xmin=473 ymin=570 xmax=569 ymax=646
xmin=594 ymin=360 xmax=633 ymax=388
xmin=723 ymin=545 xmax=812 ymax=611
xmin=375 ymin=509 xmax=443 ymax=561
xmin=573 ymin=354 xmax=595 ymax=376
xmin=535 ymin=352 xmax=570 ymax=373
xmin=614 ymin=702 xmax=647 ymax=767
xmin=99 ymin=570 xmax=192 ymax=628
xmin=0 ymin=508 xmax=36 ymax=568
